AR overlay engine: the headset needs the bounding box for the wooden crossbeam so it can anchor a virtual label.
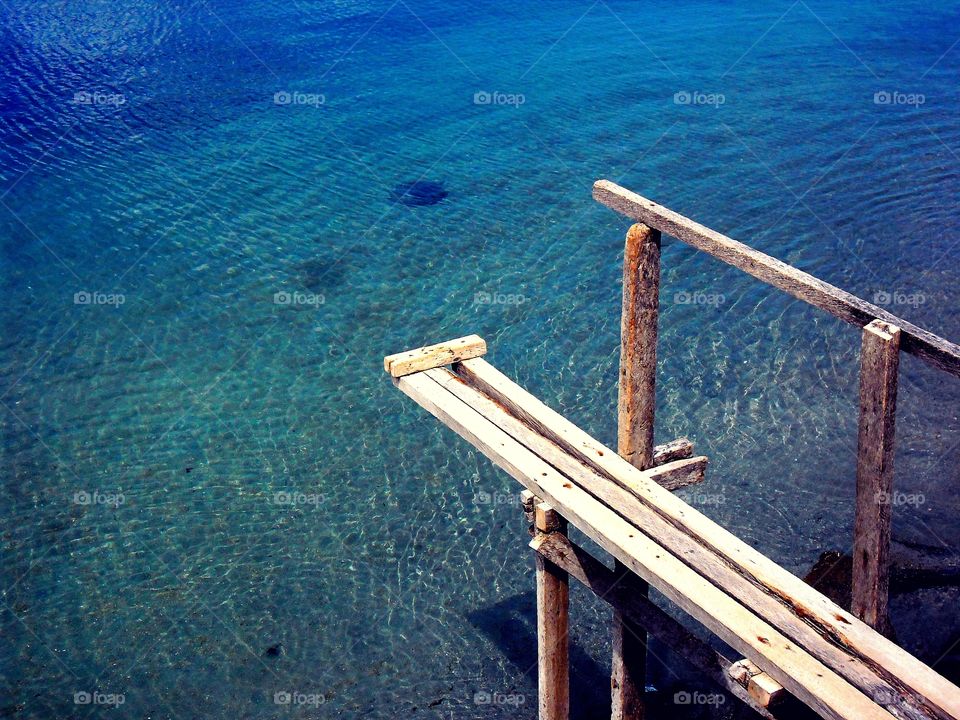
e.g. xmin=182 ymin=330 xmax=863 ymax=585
xmin=383 ymin=335 xmax=486 ymax=377
xmin=593 ymin=179 xmax=960 ymax=379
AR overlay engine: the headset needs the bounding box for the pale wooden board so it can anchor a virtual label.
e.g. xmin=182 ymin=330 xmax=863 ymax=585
xmin=394 ymin=370 xmax=895 ymax=720
xmin=452 ymin=357 xmax=960 ymax=720
xmin=383 ymin=334 xmax=486 ymax=377
xmin=431 ymin=366 xmax=928 ymax=720
xmin=593 ymin=179 xmax=960 ymax=379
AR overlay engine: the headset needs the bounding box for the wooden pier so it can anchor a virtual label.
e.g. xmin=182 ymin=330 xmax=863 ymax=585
xmin=384 ymin=180 xmax=960 ymax=720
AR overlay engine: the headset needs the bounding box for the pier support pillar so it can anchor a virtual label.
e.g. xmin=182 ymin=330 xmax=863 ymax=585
xmin=612 ymin=222 xmax=660 ymax=720
xmin=852 ymin=319 xmax=900 ymax=637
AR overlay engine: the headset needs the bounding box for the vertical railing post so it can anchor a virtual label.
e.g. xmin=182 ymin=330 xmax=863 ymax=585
xmin=852 ymin=319 xmax=900 ymax=636
xmin=535 ymin=501 xmax=570 ymax=720
xmin=612 ymin=222 xmax=661 ymax=720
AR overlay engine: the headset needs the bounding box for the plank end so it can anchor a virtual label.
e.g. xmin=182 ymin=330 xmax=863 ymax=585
xmin=384 ymin=335 xmax=487 ymax=377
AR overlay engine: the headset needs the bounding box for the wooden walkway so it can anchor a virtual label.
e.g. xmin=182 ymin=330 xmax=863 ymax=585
xmin=384 ymin=181 xmax=960 ymax=720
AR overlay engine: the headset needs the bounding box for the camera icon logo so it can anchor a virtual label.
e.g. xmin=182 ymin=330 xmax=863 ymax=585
xmin=674 ymin=91 xmax=692 ymax=105
xmin=873 ymin=91 xmax=891 ymax=105
xmin=274 ymin=691 xmax=292 ymax=705
xmin=474 ymin=91 xmax=492 ymax=105
xmin=74 ymin=691 xmax=92 ymax=705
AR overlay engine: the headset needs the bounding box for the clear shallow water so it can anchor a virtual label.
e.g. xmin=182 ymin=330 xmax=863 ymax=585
xmin=2 ymin=1 xmax=960 ymax=717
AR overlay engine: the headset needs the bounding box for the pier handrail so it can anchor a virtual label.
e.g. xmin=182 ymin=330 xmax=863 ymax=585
xmin=593 ymin=179 xmax=960 ymax=379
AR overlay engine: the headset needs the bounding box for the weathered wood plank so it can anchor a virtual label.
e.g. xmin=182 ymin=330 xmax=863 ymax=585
xmin=383 ymin=334 xmax=486 ymax=377
xmin=532 ymin=532 xmax=792 ymax=720
xmin=430 ymin=367 xmax=925 ymax=719
xmin=648 ymin=456 xmax=706 ymax=491
xmin=444 ymin=360 xmax=960 ymax=720
xmin=393 ymin=370 xmax=895 ymax=720
xmin=652 ymin=437 xmax=694 ymax=465
xmin=729 ymin=659 xmax=787 ymax=708
xmin=852 ymin=320 xmax=901 ymax=635
xmin=618 ymin=221 xmax=661 ymax=470
xmin=457 ymin=359 xmax=706 ymax=493
xmin=593 ymin=180 xmax=960 ymax=379
xmin=535 ymin=503 xmax=569 ymax=720
xmin=614 ymin=221 xmax=661 ymax=720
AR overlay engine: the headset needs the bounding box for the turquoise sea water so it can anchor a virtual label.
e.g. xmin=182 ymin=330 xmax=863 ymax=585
xmin=2 ymin=1 xmax=960 ymax=717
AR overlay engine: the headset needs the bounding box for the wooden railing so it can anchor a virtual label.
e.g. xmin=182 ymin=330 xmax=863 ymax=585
xmin=594 ymin=178 xmax=959 ymax=657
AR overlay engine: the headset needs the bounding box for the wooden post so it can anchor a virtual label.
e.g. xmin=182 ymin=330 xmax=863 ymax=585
xmin=612 ymin=222 xmax=660 ymax=720
xmin=535 ymin=502 xmax=569 ymax=720
xmin=852 ymin=319 xmax=900 ymax=636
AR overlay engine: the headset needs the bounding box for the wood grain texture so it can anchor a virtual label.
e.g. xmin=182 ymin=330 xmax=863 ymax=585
xmin=614 ymin=222 xmax=660 ymax=720
xmin=729 ymin=659 xmax=787 ymax=708
xmin=852 ymin=320 xmax=901 ymax=635
xmin=427 ymin=367 xmax=930 ymax=720
xmin=535 ymin=503 xmax=569 ymax=720
xmin=455 ymin=359 xmax=707 ymax=494
xmin=593 ymin=180 xmax=960 ymax=379
xmin=393 ymin=370 xmax=896 ymax=720
xmin=652 ymin=437 xmax=694 ymax=465
xmin=383 ymin=334 xmax=486 ymax=377
xmin=618 ymin=221 xmax=661 ymax=470
xmin=533 ymin=532 xmax=800 ymax=720
xmin=432 ymin=361 xmax=960 ymax=720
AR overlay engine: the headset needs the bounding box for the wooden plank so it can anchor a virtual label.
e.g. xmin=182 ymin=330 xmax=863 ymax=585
xmin=455 ymin=359 xmax=708 ymax=494
xmin=853 ymin=320 xmax=901 ymax=635
xmin=445 ymin=360 xmax=960 ymax=720
xmin=431 ymin=366 xmax=927 ymax=719
xmin=532 ymin=532 xmax=792 ymax=720
xmin=648 ymin=456 xmax=706 ymax=491
xmin=730 ymin=659 xmax=787 ymax=708
xmin=652 ymin=437 xmax=693 ymax=465
xmin=614 ymin=221 xmax=660 ymax=720
xmin=535 ymin=503 xmax=569 ymax=720
xmin=592 ymin=179 xmax=960 ymax=379
xmin=393 ymin=370 xmax=895 ymax=720
xmin=383 ymin=334 xmax=486 ymax=377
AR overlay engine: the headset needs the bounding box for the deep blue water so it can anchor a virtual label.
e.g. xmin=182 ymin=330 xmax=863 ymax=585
xmin=2 ymin=1 xmax=960 ymax=717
